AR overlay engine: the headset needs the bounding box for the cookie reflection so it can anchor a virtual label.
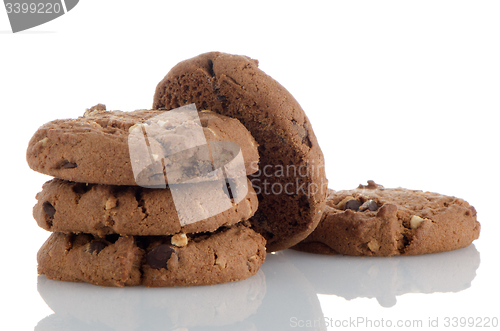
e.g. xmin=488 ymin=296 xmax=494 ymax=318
xmin=36 ymin=270 xmax=265 ymax=331
xmin=36 ymin=252 xmax=328 ymax=331
xmin=287 ymin=244 xmax=480 ymax=307
xmin=249 ymin=252 xmax=327 ymax=330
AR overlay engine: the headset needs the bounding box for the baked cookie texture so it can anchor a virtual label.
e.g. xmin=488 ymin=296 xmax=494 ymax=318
xmin=37 ymin=223 xmax=266 ymax=287
xmin=33 ymin=177 xmax=258 ymax=236
xmin=292 ymin=181 xmax=480 ymax=256
xmin=27 ymin=105 xmax=259 ymax=186
xmin=153 ymin=52 xmax=328 ymax=252
xmin=28 ymin=102 xmax=267 ymax=287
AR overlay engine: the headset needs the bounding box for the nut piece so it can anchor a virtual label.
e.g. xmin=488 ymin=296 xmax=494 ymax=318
xmin=367 ymin=240 xmax=380 ymax=252
xmin=359 ymin=200 xmax=378 ymax=212
xmin=246 ymin=198 xmax=254 ymax=219
xmin=83 ymin=110 xmax=98 ymax=117
xmin=105 ymin=197 xmax=117 ymax=210
xmin=171 ymin=233 xmax=188 ymax=247
xmin=206 ymin=127 xmax=217 ymax=136
xmin=38 ymin=137 xmax=49 ymax=146
xmin=410 ymin=215 xmax=428 ymax=229
xmin=83 ymin=104 xmax=106 ymax=117
xmin=156 ymin=119 xmax=167 ymax=127
xmin=215 ymin=255 xmax=227 ymax=269
xmin=128 ymin=123 xmax=142 ymax=133
xmin=336 ymin=195 xmax=355 ymax=209
xmin=248 ymin=255 xmax=258 ymax=263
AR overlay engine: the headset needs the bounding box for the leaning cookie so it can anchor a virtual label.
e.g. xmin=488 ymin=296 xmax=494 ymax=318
xmin=37 ymin=223 xmax=266 ymax=287
xmin=292 ymin=181 xmax=480 ymax=256
xmin=153 ymin=52 xmax=328 ymax=252
xmin=33 ymin=177 xmax=258 ymax=236
xmin=27 ymin=104 xmax=259 ymax=186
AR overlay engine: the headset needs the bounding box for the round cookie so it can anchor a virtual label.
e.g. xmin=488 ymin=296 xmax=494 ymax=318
xmin=27 ymin=104 xmax=259 ymax=186
xmin=152 ymin=52 xmax=328 ymax=252
xmin=37 ymin=223 xmax=266 ymax=287
xmin=292 ymin=181 xmax=480 ymax=256
xmin=33 ymin=177 xmax=258 ymax=236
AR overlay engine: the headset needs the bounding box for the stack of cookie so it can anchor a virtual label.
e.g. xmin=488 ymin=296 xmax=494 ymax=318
xmin=27 ymin=104 xmax=267 ymax=287
xmin=27 ymin=52 xmax=331 ymax=288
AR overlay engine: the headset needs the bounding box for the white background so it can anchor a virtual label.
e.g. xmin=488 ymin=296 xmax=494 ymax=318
xmin=1 ymin=1 xmax=499 ymax=330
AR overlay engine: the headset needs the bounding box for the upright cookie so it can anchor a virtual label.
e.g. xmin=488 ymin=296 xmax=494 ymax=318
xmin=34 ymin=177 xmax=258 ymax=236
xmin=37 ymin=223 xmax=266 ymax=287
xmin=292 ymin=181 xmax=480 ymax=256
xmin=27 ymin=105 xmax=259 ymax=186
xmin=153 ymin=52 xmax=327 ymax=251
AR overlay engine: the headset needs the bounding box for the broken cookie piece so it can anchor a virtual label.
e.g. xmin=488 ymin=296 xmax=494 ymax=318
xmin=292 ymin=181 xmax=480 ymax=256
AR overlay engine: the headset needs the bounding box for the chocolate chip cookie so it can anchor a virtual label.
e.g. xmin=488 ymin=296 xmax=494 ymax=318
xmin=292 ymin=181 xmax=480 ymax=256
xmin=33 ymin=177 xmax=258 ymax=236
xmin=152 ymin=52 xmax=328 ymax=252
xmin=37 ymin=223 xmax=266 ymax=287
xmin=27 ymin=104 xmax=259 ymax=186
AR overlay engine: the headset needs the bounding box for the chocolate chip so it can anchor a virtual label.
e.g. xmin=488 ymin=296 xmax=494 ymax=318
xmin=72 ymin=182 xmax=91 ymax=195
xmin=223 ymin=180 xmax=234 ymax=200
xmin=42 ymin=201 xmax=56 ymax=218
xmin=359 ymin=200 xmax=379 ymax=212
xmin=366 ymin=200 xmax=379 ymax=211
xmin=467 ymin=206 xmax=477 ymax=217
xmin=344 ymin=199 xmax=362 ymax=211
xmin=87 ymin=240 xmax=108 ymax=255
xmin=146 ymin=245 xmax=175 ymax=270
xmin=61 ymin=162 xmax=78 ymax=169
xmin=200 ymin=118 xmax=209 ymax=127
xmin=105 ymin=234 xmax=120 ymax=244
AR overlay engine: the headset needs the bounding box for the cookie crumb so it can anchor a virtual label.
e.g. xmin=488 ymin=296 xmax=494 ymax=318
xmin=171 ymin=233 xmax=188 ymax=247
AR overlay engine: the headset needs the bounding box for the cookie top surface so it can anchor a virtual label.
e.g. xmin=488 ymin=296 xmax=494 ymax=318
xmin=153 ymin=52 xmax=328 ymax=251
xmin=27 ymin=104 xmax=259 ymax=186
xmin=293 ymin=181 xmax=480 ymax=256
xmin=37 ymin=223 xmax=266 ymax=287
xmin=34 ymin=177 xmax=258 ymax=236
